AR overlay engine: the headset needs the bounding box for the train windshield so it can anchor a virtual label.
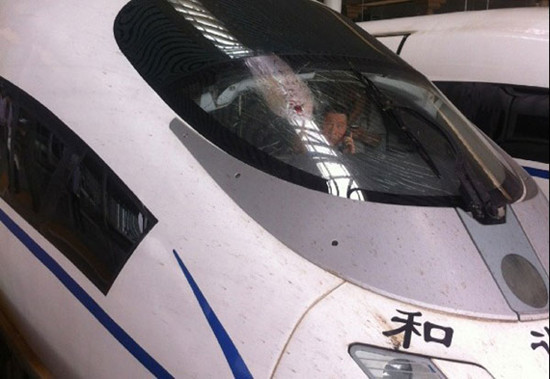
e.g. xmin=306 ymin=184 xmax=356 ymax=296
xmin=113 ymin=0 xmax=526 ymax=224
xmin=185 ymin=55 xmax=524 ymax=223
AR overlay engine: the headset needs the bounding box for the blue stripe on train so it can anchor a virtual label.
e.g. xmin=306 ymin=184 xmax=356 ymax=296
xmin=173 ymin=250 xmax=253 ymax=379
xmin=0 ymin=207 xmax=173 ymax=378
xmin=523 ymin=166 xmax=550 ymax=180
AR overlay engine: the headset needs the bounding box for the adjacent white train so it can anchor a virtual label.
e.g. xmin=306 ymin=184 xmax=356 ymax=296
xmin=359 ymin=8 xmax=550 ymax=198
xmin=1 ymin=0 xmax=548 ymax=378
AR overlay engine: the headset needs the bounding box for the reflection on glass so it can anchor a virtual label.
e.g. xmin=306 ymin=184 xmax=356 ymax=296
xmin=168 ymin=0 xmax=253 ymax=58
xmin=190 ymin=54 xmax=524 ymax=221
xmin=243 ymin=55 xmax=364 ymax=200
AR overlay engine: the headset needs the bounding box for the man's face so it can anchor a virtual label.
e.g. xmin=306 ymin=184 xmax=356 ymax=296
xmin=322 ymin=112 xmax=347 ymax=146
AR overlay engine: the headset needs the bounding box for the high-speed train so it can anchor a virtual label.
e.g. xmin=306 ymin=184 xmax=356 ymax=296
xmin=0 ymin=0 xmax=549 ymax=378
xmin=359 ymin=8 xmax=550 ymax=199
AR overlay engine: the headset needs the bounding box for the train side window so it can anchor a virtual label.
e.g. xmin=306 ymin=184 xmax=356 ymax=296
xmin=436 ymin=81 xmax=549 ymax=164
xmin=513 ymin=114 xmax=548 ymax=140
xmin=0 ymin=77 xmax=157 ymax=293
xmin=35 ymin=122 xmax=65 ymax=179
xmin=502 ymin=88 xmax=549 ymax=163
xmin=12 ymin=110 xmax=43 ymax=214
xmin=0 ymin=89 xmax=11 ymax=192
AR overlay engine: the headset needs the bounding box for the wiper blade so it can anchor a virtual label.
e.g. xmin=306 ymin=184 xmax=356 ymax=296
xmin=390 ymin=105 xmax=508 ymax=223
xmin=456 ymin=158 xmax=507 ymax=224
xmin=349 ymin=66 xmax=441 ymax=178
xmin=349 ymin=65 xmax=391 ymax=111
xmin=348 ymin=66 xmax=506 ymax=223
xmin=399 ymin=124 xmax=441 ymax=178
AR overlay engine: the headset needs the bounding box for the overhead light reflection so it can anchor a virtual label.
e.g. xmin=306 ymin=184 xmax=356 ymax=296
xmin=193 ymin=52 xmax=362 ymax=201
xmin=290 ymin=119 xmax=364 ymax=201
xmin=167 ymin=0 xmax=253 ymax=58
xmin=243 ymin=54 xmax=364 ymax=201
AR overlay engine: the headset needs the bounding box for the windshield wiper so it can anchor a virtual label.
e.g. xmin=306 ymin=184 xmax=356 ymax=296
xmin=455 ymin=157 xmax=507 ymax=224
xmin=349 ymin=65 xmax=391 ymax=112
xmin=348 ymin=66 xmax=506 ymax=224
xmin=398 ymin=123 xmax=441 ymax=178
xmin=389 ymin=104 xmax=507 ymax=224
xmin=349 ymin=66 xmax=441 ymax=178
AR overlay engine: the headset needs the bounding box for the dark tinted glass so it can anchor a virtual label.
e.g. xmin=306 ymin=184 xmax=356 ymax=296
xmin=193 ymin=59 xmax=463 ymax=204
xmin=0 ymin=77 xmax=157 ymax=294
xmin=436 ymin=82 xmax=549 ymax=164
xmin=115 ymin=0 xmax=527 ymax=224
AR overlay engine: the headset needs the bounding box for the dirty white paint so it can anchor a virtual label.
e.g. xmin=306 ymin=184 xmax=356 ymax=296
xmin=0 ymin=1 xmax=548 ymax=378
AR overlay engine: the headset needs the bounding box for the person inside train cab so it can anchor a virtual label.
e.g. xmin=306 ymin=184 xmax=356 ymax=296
xmin=320 ymin=105 xmax=382 ymax=155
xmin=321 ymin=109 xmax=356 ymax=154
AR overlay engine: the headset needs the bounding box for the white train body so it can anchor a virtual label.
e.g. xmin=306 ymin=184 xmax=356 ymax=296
xmin=359 ymin=8 xmax=549 ymax=198
xmin=0 ymin=1 xmax=548 ymax=378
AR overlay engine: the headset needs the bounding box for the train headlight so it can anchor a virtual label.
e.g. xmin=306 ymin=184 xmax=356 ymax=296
xmin=349 ymin=344 xmax=446 ymax=378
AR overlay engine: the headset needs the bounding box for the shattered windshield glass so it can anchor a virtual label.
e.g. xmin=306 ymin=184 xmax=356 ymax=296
xmin=186 ymin=54 xmax=524 ymax=222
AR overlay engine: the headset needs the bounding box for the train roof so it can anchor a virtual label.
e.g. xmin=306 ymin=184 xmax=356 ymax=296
xmin=360 ymin=7 xmax=549 ymax=37
xmin=359 ymin=8 xmax=550 ymax=88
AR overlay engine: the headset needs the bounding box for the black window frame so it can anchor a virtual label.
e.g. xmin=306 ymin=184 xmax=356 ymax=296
xmin=0 ymin=77 xmax=158 ymax=294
